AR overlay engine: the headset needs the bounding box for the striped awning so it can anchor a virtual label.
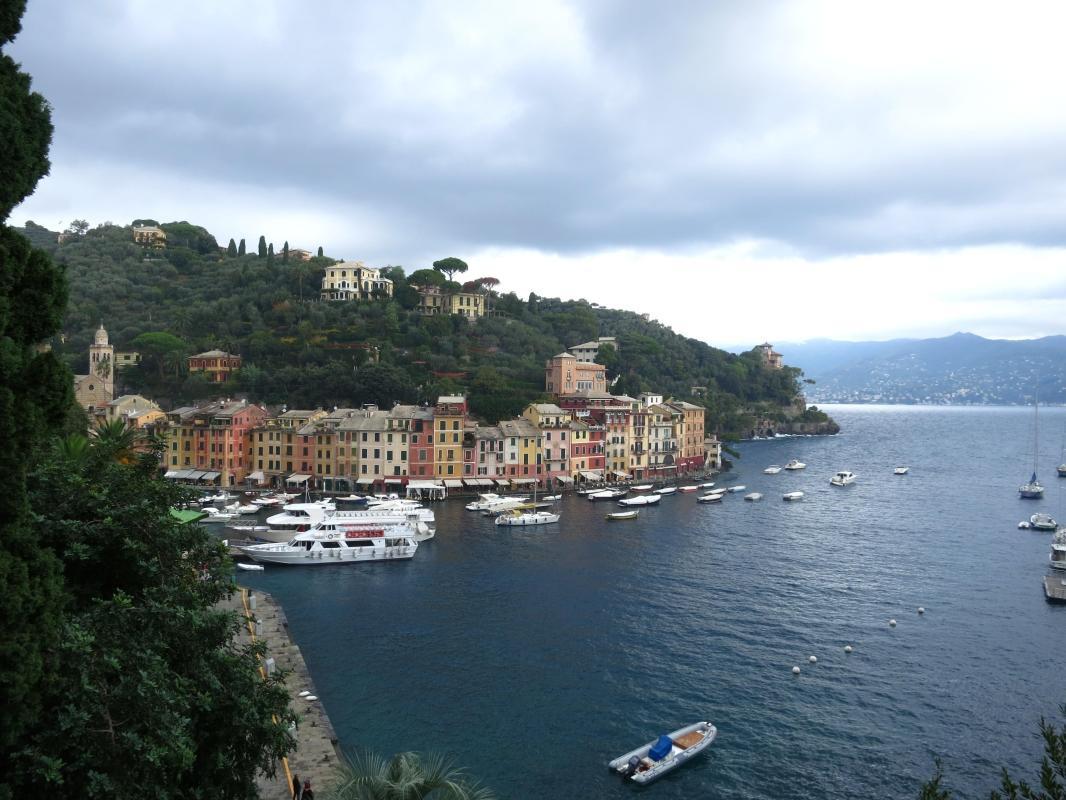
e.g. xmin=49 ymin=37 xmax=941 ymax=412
xmin=579 ymin=470 xmax=602 ymax=481
xmin=511 ymin=477 xmax=536 ymax=485
xmin=185 ymin=470 xmax=207 ymax=481
xmin=201 ymin=471 xmax=221 ymax=480
xmin=612 ymin=471 xmax=630 ymax=479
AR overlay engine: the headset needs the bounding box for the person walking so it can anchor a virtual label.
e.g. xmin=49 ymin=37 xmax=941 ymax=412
xmin=292 ymin=772 xmax=302 ymax=800
xmin=301 ymin=779 xmax=315 ymax=800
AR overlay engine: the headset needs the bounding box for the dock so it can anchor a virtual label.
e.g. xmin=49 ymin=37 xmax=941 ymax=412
xmin=224 ymin=587 xmax=341 ymax=799
xmin=1043 ymin=574 xmax=1066 ymax=603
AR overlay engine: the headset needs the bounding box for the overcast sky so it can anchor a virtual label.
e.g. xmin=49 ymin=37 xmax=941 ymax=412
xmin=9 ymin=1 xmax=1066 ymax=346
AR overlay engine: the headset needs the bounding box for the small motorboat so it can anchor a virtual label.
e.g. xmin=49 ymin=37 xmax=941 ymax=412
xmin=830 ymin=471 xmax=857 ymax=487
xmin=200 ymin=507 xmax=237 ymax=523
xmin=236 ymin=562 xmax=265 ymax=571
xmin=607 ymin=510 xmax=639 ymax=521
xmin=588 ymin=489 xmax=627 ymax=501
xmin=763 ymin=465 xmax=782 ymax=474
xmin=495 ymin=510 xmax=560 ymax=526
xmin=744 ymin=492 xmax=763 ymax=501
xmin=894 ymin=467 xmax=909 ymax=475
xmin=541 ymin=494 xmax=563 ymax=501
xmin=654 ymin=487 xmax=677 ymax=496
xmin=726 ymin=485 xmax=746 ymax=493
xmin=618 ymin=495 xmax=661 ymax=507
xmin=698 ymin=482 xmax=716 ymax=489
xmin=1031 ymin=513 xmax=1058 ymax=531
xmin=783 ymin=491 xmax=805 ymax=501
xmin=234 ymin=504 xmax=261 ymax=515
xmin=251 ymin=495 xmax=282 ymax=507
xmin=1018 ymin=520 xmax=1032 ymax=529
xmin=630 ymin=484 xmax=654 ymax=492
xmin=678 ymin=486 xmax=700 ymax=493
xmin=784 ymin=460 xmax=806 ymax=470
xmin=608 ymin=721 xmax=717 ymax=785
xmin=697 ymin=492 xmax=724 ymax=504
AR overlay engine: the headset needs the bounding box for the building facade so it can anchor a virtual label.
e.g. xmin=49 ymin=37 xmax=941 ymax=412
xmin=187 ymin=350 xmax=242 ymax=383
xmin=320 ymin=262 xmax=394 ymax=301
xmin=544 ymin=352 xmax=608 ymax=397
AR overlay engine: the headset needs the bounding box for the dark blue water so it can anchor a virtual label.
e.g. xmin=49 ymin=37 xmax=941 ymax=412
xmin=240 ymin=405 xmax=1066 ymax=799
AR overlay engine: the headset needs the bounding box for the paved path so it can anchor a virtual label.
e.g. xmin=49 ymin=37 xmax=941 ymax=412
xmin=224 ymin=586 xmax=340 ymax=800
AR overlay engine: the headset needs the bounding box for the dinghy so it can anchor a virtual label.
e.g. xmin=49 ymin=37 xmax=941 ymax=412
xmin=654 ymin=487 xmax=677 ymax=496
xmin=697 ymin=492 xmax=724 ymax=504
xmin=236 ymin=562 xmax=265 ymax=571
xmin=783 ymin=491 xmax=805 ymax=501
xmin=606 ymin=510 xmax=639 ymax=521
xmin=608 ymin=721 xmax=717 ymax=785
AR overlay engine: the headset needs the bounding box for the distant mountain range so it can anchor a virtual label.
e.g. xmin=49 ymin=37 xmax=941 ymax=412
xmin=758 ymin=333 xmax=1066 ymax=405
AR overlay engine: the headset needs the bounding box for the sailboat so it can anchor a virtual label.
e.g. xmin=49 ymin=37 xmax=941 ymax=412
xmin=1058 ymin=425 xmax=1066 ymax=478
xmin=1019 ymin=392 xmax=1044 ymax=499
xmin=494 ymin=475 xmax=560 ymax=526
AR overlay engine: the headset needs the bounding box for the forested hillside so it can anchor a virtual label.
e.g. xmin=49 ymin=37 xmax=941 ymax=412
xmin=21 ymin=220 xmax=825 ymax=437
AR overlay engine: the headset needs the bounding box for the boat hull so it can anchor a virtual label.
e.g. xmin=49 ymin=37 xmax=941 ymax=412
xmin=242 ymin=543 xmax=417 ymax=565
xmin=608 ymin=722 xmax=717 ymax=785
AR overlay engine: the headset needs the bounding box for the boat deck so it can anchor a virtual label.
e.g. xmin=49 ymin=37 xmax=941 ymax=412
xmin=1043 ymin=574 xmax=1066 ymax=603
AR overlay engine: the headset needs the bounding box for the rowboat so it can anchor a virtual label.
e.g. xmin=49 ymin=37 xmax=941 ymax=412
xmin=606 ymin=510 xmax=639 ymax=521
xmin=630 ymin=484 xmax=653 ymax=492
xmin=678 ymin=486 xmax=700 ymax=493
xmin=654 ymin=487 xmax=677 ymax=496
xmin=608 ymin=721 xmax=717 ymax=784
xmin=697 ymin=492 xmax=724 ymax=504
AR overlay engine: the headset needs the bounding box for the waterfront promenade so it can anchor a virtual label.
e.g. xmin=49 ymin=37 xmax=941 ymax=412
xmin=224 ymin=586 xmax=340 ymax=800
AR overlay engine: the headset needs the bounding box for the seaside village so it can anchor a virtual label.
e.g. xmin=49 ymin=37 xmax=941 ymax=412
xmin=71 ymin=244 xmax=730 ymax=500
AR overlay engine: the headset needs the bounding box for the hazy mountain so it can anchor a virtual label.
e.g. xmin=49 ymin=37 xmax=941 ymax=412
xmin=769 ymin=333 xmax=1066 ymax=405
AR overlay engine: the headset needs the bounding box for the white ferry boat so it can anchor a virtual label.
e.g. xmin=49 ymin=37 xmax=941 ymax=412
xmin=240 ymin=525 xmax=419 ymax=565
xmin=244 ymin=503 xmax=435 ymax=542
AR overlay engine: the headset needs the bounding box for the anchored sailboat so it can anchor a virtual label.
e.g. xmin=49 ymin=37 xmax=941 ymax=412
xmin=1020 ymin=392 xmax=1044 ymax=499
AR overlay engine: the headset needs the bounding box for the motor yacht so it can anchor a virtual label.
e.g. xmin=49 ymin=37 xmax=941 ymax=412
xmin=240 ymin=524 xmax=419 ymax=565
xmin=784 ymin=460 xmax=806 ymax=470
xmin=830 ymin=471 xmax=857 ymax=486
xmin=1031 ymin=513 xmax=1058 ymax=531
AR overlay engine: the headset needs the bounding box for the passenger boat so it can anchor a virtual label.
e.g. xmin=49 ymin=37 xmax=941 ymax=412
xmin=744 ymin=492 xmax=763 ymax=501
xmin=494 ymin=509 xmax=560 ymax=526
xmin=784 ymin=460 xmax=806 ymax=470
xmin=251 ymin=504 xmax=435 ymax=543
xmin=240 ymin=525 xmax=419 ymax=565
xmin=630 ymin=484 xmax=653 ymax=492
xmin=654 ymin=487 xmax=677 ymax=496
xmin=830 ymin=471 xmax=857 ymax=486
xmin=783 ymin=491 xmax=805 ymax=501
xmin=678 ymin=485 xmax=700 ymax=493
xmin=1050 ymin=528 xmax=1066 ymax=570
xmin=606 ymin=510 xmax=639 ymax=520
xmin=1031 ymin=513 xmax=1058 ymax=531
xmin=763 ymin=465 xmax=782 ymax=474
xmin=608 ymin=721 xmax=717 ymax=785
xmin=618 ymin=494 xmax=661 ymax=507
xmin=588 ymin=489 xmax=627 ymax=501
xmin=894 ymin=467 xmax=909 ymax=475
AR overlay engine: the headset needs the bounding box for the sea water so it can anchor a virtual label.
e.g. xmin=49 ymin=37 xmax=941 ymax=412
xmin=240 ymin=405 xmax=1066 ymax=798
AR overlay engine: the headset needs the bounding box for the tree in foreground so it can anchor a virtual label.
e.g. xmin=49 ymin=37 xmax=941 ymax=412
xmin=324 ymin=750 xmax=495 ymax=800
xmin=921 ymin=706 xmax=1066 ymax=799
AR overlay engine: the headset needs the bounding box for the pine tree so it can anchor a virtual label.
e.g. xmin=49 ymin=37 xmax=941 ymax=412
xmin=226 ymin=238 xmax=237 ymax=257
xmin=282 ymin=241 xmax=289 ymax=262
xmin=317 ymin=245 xmax=324 ymax=257
xmin=238 ymin=238 xmax=246 ymax=256
xmin=267 ymin=242 xmax=274 ymax=261
xmin=257 ymin=235 xmax=267 ymax=257
xmin=0 ymin=0 xmax=72 ymax=755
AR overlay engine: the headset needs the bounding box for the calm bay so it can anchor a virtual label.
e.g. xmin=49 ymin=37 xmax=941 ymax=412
xmin=240 ymin=404 xmax=1066 ymax=798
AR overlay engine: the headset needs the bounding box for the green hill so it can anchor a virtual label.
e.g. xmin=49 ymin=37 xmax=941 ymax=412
xmin=19 ymin=220 xmax=830 ymax=438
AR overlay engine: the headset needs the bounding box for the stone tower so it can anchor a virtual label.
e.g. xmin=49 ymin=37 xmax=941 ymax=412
xmin=88 ymin=323 xmax=114 ymax=401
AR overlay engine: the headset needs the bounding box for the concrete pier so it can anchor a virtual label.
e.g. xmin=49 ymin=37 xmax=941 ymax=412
xmin=224 ymin=586 xmax=341 ymax=799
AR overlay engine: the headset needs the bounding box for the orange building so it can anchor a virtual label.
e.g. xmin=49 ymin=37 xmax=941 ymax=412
xmin=187 ymin=350 xmax=242 ymax=383
xmin=544 ymin=352 xmax=607 ymax=397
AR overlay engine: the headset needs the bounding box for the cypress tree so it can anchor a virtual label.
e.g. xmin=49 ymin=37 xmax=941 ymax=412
xmin=0 ymin=0 xmax=72 ymax=754
xmin=226 ymin=238 xmax=237 ymax=257
xmin=257 ymin=235 xmax=267 ymax=257
xmin=238 ymin=238 xmax=246 ymax=256
xmin=267 ymin=242 xmax=274 ymax=261
xmin=282 ymin=240 xmax=289 ymax=262
xmin=317 ymin=245 xmax=324 ymax=257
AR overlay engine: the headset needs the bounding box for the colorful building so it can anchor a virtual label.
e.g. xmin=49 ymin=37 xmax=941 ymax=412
xmin=187 ymin=350 xmax=242 ymax=383
xmin=667 ymin=400 xmax=707 ymax=472
xmin=544 ymin=352 xmax=608 ymax=397
xmin=433 ymin=396 xmax=467 ymax=480
xmin=522 ymin=403 xmax=573 ymax=485
xmin=163 ymin=399 xmax=267 ymax=486
xmin=412 ymin=285 xmax=487 ymax=319
xmin=498 ymin=418 xmax=543 ymax=486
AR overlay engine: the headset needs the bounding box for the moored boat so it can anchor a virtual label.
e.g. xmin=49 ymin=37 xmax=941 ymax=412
xmin=697 ymin=492 xmax=724 ymax=504
xmin=726 ymin=485 xmax=746 ymax=493
xmin=630 ymin=484 xmax=653 ymax=492
xmin=1050 ymin=528 xmax=1066 ymax=570
xmin=783 ymin=491 xmax=805 ymax=501
xmin=240 ymin=525 xmax=419 ymax=565
xmin=608 ymin=721 xmax=717 ymax=785
xmin=698 ymin=482 xmax=716 ymax=489
xmin=1031 ymin=513 xmax=1058 ymax=531
xmin=830 ymin=471 xmax=856 ymax=486
xmin=654 ymin=486 xmax=677 ymax=496
xmin=763 ymin=465 xmax=782 ymax=474
xmin=784 ymin=459 xmax=806 ymax=470
xmin=744 ymin=492 xmax=763 ymax=501
xmin=894 ymin=467 xmax=909 ymax=475
xmin=678 ymin=485 xmax=700 ymax=493
xmin=588 ymin=488 xmax=628 ymax=501
xmin=606 ymin=510 xmax=639 ymax=520
xmin=618 ymin=494 xmax=661 ymax=507
xmin=494 ymin=509 xmax=560 ymax=526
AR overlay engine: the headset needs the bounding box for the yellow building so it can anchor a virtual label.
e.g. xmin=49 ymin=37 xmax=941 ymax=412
xmin=498 ymin=418 xmax=543 ymax=485
xmin=413 ymin=285 xmax=486 ymax=319
xmin=433 ymin=396 xmax=467 ymax=479
xmin=320 ymin=261 xmax=393 ymax=301
xmin=132 ymin=225 xmax=167 ymax=248
xmin=100 ymin=394 xmax=165 ymax=429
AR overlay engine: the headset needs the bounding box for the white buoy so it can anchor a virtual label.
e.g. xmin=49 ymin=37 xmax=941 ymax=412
xmin=844 ymin=645 xmax=853 ymax=653
xmin=792 ymin=666 xmax=801 ymax=675
xmin=889 ymin=619 xmax=897 ymax=627
xmin=809 ymin=655 xmax=818 ymax=663
xmin=917 ymin=607 xmax=925 ymax=615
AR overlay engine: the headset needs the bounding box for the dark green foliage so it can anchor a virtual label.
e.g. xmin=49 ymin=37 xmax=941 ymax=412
xmin=11 ymin=439 xmax=295 ymax=798
xmin=267 ymin=241 xmax=274 ymax=260
xmin=257 ymin=235 xmax=267 ymax=257
xmin=159 ymin=221 xmax=217 ymax=254
xmin=432 ymin=256 xmax=468 ymax=281
xmin=227 ymin=238 xmax=238 ymax=257
xmin=238 ymin=237 xmax=246 ymax=256
xmin=326 ymin=750 xmax=495 ymax=800
xmin=317 ymin=245 xmax=324 ymax=257
xmin=0 ymin=52 xmax=52 ymax=220
xmin=282 ymin=240 xmax=289 ymax=261
xmin=1 ymin=0 xmax=26 ymax=45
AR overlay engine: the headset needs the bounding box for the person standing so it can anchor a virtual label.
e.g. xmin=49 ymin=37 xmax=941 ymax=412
xmin=302 ymin=779 xmax=315 ymax=800
xmin=292 ymin=772 xmax=302 ymax=800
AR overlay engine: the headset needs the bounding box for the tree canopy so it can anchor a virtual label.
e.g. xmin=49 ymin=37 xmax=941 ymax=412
xmin=432 ymin=256 xmax=468 ymax=282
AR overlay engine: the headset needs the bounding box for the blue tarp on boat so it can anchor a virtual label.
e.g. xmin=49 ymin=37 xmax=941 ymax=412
xmin=648 ymin=735 xmax=673 ymax=761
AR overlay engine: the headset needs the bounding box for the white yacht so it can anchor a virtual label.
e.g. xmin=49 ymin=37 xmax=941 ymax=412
xmin=1050 ymin=528 xmax=1066 ymax=570
xmin=247 ymin=503 xmax=434 ymax=543
xmin=200 ymin=506 xmax=237 ymax=523
xmin=240 ymin=524 xmax=419 ymax=565
xmin=783 ymin=491 xmax=805 ymax=501
xmin=465 ymin=493 xmax=529 ymax=512
xmin=1031 ymin=513 xmax=1058 ymax=531
xmin=830 ymin=471 xmax=857 ymax=486
xmin=477 ymin=498 xmax=531 ymax=516
xmin=784 ymin=460 xmax=806 ymax=470
xmin=763 ymin=465 xmax=782 ymax=474
xmin=494 ymin=509 xmax=560 ymax=526
xmin=894 ymin=467 xmax=910 ymax=475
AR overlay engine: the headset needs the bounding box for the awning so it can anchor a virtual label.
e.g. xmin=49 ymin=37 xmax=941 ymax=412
xmin=246 ymin=470 xmax=265 ymax=482
xmin=511 ymin=477 xmax=536 ymax=485
xmin=384 ymin=478 xmax=404 ymax=484
xmin=186 ymin=470 xmax=207 ymax=481
xmin=579 ymin=470 xmax=602 ymax=481
xmin=555 ymin=475 xmax=574 ymax=484
xmin=286 ymin=473 xmax=311 ymax=485
xmin=463 ymin=478 xmax=480 ymax=487
xmin=201 ymin=471 xmax=221 ymax=480
xmin=443 ymin=479 xmax=463 ymax=488
xmin=612 ymin=470 xmax=630 ymax=479
xmin=356 ymin=477 xmax=375 ymax=486
xmin=164 ymin=470 xmax=183 ymax=479
xmin=406 ymin=480 xmax=445 ymax=490
xmin=495 ymin=479 xmax=510 ymax=487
